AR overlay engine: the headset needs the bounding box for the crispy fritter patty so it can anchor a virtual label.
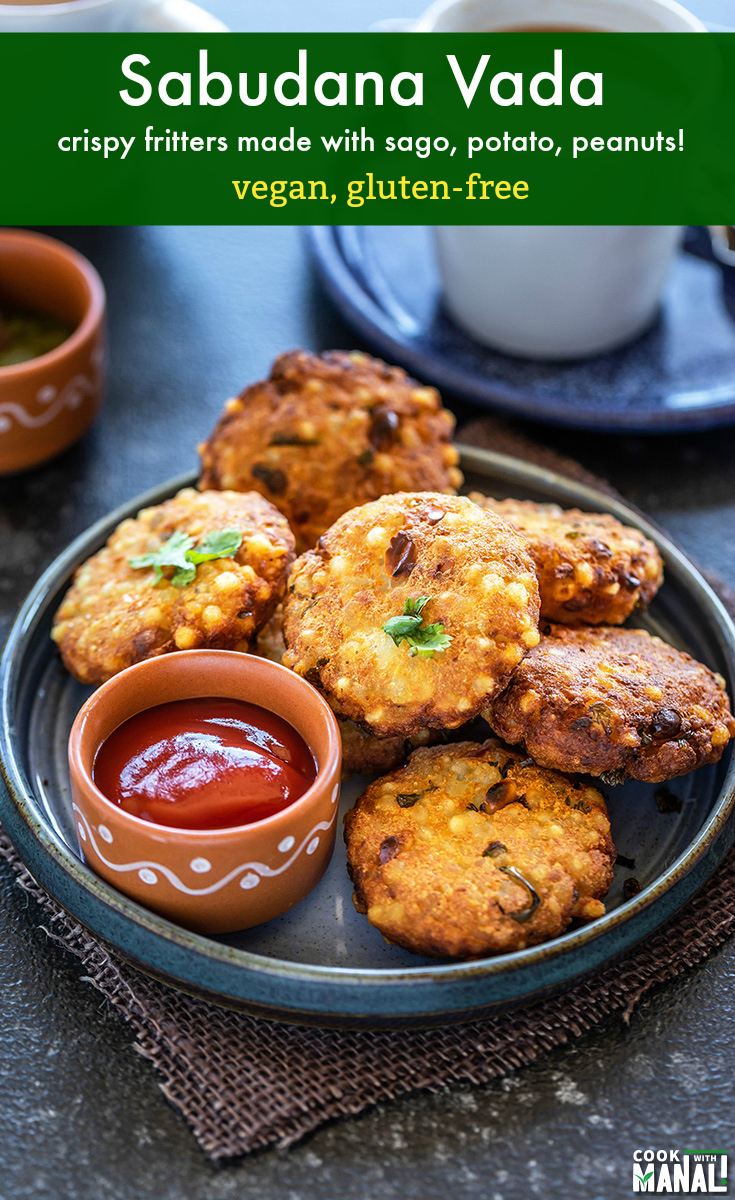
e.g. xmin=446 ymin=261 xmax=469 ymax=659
xmin=254 ymin=605 xmax=436 ymax=776
xmin=471 ymin=494 xmax=663 ymax=625
xmin=338 ymin=719 xmax=438 ymax=778
xmin=282 ymin=492 xmax=541 ymax=738
xmin=254 ymin=604 xmax=287 ymax=664
xmin=199 ymin=349 xmax=463 ymax=553
xmin=485 ymin=625 xmax=735 ymax=783
xmin=52 ymin=488 xmax=294 ymax=685
xmin=344 ymin=739 xmax=614 ymax=959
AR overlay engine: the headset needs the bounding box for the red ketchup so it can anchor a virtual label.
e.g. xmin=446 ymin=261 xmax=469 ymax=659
xmin=93 ymin=698 xmax=317 ymax=831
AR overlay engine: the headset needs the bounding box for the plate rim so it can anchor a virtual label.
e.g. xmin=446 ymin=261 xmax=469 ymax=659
xmin=2 ymin=448 xmax=734 ymax=1020
xmin=305 ymin=225 xmax=735 ymax=434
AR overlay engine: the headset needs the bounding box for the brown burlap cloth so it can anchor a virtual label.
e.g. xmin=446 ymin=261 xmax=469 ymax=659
xmin=2 ymin=418 xmax=735 ymax=1162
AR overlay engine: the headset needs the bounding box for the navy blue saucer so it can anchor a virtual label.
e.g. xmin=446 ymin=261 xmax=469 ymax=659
xmin=307 ymin=225 xmax=735 ymax=433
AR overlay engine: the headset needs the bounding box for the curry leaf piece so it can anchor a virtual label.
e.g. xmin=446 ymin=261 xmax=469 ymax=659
xmin=498 ymin=865 xmax=541 ymax=924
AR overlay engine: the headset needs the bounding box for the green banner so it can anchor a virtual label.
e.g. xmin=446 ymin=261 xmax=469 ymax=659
xmin=0 ymin=32 xmax=733 ymax=223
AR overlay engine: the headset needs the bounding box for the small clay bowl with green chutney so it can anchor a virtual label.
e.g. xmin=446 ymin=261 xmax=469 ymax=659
xmin=0 ymin=228 xmax=106 ymax=474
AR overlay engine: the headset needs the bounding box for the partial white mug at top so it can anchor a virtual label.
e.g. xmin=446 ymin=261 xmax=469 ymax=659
xmin=0 ymin=0 xmax=227 ymax=31
xmin=425 ymin=0 xmax=707 ymax=360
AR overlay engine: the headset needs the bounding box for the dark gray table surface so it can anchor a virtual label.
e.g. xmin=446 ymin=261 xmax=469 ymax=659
xmin=2 ymin=4 xmax=735 ymax=1199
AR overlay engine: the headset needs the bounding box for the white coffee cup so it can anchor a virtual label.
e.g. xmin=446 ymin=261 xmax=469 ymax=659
xmin=423 ymin=0 xmax=706 ymax=360
xmin=0 ymin=0 xmax=227 ymax=32
xmin=415 ymin=0 xmax=707 ymax=34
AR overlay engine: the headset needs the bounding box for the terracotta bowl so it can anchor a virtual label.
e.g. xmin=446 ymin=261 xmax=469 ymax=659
xmin=68 ymin=651 xmax=342 ymax=934
xmin=0 ymin=228 xmax=106 ymax=474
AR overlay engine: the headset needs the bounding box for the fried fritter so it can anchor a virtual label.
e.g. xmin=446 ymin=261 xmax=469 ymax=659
xmin=471 ymin=494 xmax=663 ymax=625
xmin=485 ymin=625 xmax=735 ymax=783
xmin=338 ymin=719 xmax=438 ymax=778
xmin=198 ymin=349 xmax=463 ymax=553
xmin=52 ymin=488 xmax=295 ymax=685
xmin=282 ymin=492 xmax=541 ymax=739
xmin=254 ymin=604 xmax=287 ymax=664
xmin=344 ymin=739 xmax=614 ymax=959
xmin=254 ymin=604 xmax=436 ymax=776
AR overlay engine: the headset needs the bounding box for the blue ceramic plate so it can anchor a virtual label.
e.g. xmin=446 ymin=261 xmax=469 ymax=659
xmin=1 ymin=449 xmax=734 ymax=1027
xmin=307 ymin=225 xmax=735 ymax=433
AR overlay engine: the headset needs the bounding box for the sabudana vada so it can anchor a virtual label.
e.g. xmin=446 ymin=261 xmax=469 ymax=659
xmin=344 ymin=739 xmax=615 ymax=959
xmin=471 ymin=495 xmax=663 ymax=626
xmin=52 ymin=488 xmax=294 ymax=685
xmin=485 ymin=624 xmax=735 ymax=783
xmin=336 ymin=718 xmax=438 ymax=778
xmin=282 ymin=492 xmax=541 ymax=739
xmin=255 ymin=604 xmax=439 ymax=776
xmin=199 ymin=349 xmax=462 ymax=553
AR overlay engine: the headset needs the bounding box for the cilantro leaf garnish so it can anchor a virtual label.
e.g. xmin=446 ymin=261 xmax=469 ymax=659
xmin=185 ymin=529 xmax=243 ymax=565
xmin=382 ymin=596 xmax=452 ymax=659
xmin=129 ymin=530 xmax=195 ymax=584
xmin=404 ymin=596 xmax=429 ymax=617
xmin=129 ymin=528 xmax=242 ymax=589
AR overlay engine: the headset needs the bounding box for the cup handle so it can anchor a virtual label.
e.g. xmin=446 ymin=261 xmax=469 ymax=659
xmin=369 ymin=17 xmax=417 ymax=31
xmin=137 ymin=0 xmax=228 ymax=32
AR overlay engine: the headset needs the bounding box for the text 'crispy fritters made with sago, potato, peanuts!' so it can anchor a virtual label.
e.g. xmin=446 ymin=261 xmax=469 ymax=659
xmin=198 ymin=348 xmax=463 ymax=553
xmin=52 ymin=488 xmax=294 ymax=685
xmin=344 ymin=739 xmax=615 ymax=959
xmin=282 ymin=492 xmax=541 ymax=739
xmin=471 ymin=494 xmax=663 ymax=626
xmin=484 ymin=624 xmax=735 ymax=784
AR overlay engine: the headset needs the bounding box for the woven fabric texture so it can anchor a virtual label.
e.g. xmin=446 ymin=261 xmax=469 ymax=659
xmin=1 ymin=420 xmax=733 ymax=1161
